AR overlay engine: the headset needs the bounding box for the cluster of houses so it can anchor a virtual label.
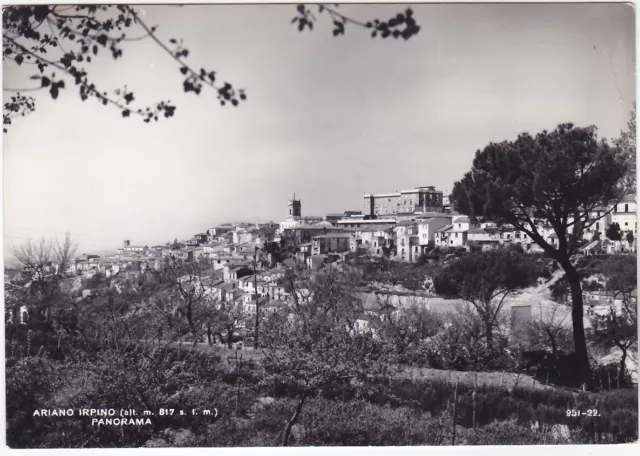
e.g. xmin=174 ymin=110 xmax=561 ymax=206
xmin=64 ymin=221 xmax=280 ymax=280
xmin=69 ymin=188 xmax=632 ymax=282
xmin=7 ymin=187 xmax=636 ymax=334
xmin=275 ymin=191 xmax=637 ymax=266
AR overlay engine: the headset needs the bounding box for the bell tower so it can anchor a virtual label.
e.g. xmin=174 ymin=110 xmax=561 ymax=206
xmin=288 ymin=193 xmax=301 ymax=218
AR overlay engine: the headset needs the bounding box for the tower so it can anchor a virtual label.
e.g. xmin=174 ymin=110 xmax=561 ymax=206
xmin=123 ymin=240 xmax=130 ymax=248
xmin=288 ymin=193 xmax=301 ymax=218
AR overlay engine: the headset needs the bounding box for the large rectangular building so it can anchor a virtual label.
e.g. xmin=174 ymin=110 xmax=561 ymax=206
xmin=363 ymin=186 xmax=444 ymax=217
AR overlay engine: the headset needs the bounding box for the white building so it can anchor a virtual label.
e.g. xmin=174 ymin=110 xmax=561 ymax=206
xmin=394 ymin=222 xmax=420 ymax=261
xmin=611 ymin=194 xmax=637 ymax=238
xmin=233 ymin=229 xmax=254 ymax=245
xmin=434 ymin=225 xmax=454 ymax=248
xmin=466 ymin=227 xmax=501 ymax=250
xmin=417 ymin=214 xmax=451 ymax=247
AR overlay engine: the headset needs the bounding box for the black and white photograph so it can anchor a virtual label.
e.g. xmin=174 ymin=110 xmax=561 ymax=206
xmin=2 ymin=1 xmax=638 ymax=449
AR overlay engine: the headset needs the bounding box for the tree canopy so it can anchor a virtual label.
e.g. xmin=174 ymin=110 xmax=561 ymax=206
xmin=2 ymin=4 xmax=420 ymax=132
xmin=590 ymin=255 xmax=638 ymax=384
xmin=606 ymin=222 xmax=623 ymax=242
xmin=450 ymin=123 xmax=632 ymax=390
xmin=433 ymin=249 xmax=537 ymax=351
xmin=614 ymin=102 xmax=636 ymax=186
xmin=451 ymin=123 xmax=630 ymax=261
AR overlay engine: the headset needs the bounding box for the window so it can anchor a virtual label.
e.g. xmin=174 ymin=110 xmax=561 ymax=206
xmin=625 ymin=204 xmax=629 ymax=212
xmin=596 ymin=222 xmax=599 ymax=230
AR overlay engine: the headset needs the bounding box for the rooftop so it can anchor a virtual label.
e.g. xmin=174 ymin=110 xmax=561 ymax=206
xmin=337 ymin=219 xmax=396 ymax=225
xmin=214 ymin=283 xmax=237 ymax=292
xmin=435 ymin=225 xmax=454 ymax=233
xmin=365 ymin=193 xmax=401 ymax=198
xmin=313 ymin=233 xmax=352 ymax=239
xmin=416 ymin=212 xmax=452 ymax=219
xmin=467 ymin=228 xmax=491 ymax=234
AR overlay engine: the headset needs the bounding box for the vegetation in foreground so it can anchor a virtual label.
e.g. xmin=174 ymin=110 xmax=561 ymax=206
xmin=6 ymin=345 xmax=638 ymax=448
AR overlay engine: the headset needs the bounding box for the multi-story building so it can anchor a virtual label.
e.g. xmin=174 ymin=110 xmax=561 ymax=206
xmin=207 ymin=226 xmax=234 ymax=241
xmin=582 ymin=206 xmax=613 ymax=242
xmin=466 ymin=227 xmax=501 ymax=251
xmin=337 ymin=218 xmax=396 ymax=229
xmin=499 ymin=224 xmax=533 ymax=247
xmin=232 ymin=228 xmax=254 ymax=245
xmin=194 ymin=233 xmax=209 ymax=245
xmin=446 ymin=215 xmax=473 ymax=247
xmin=352 ymin=227 xmax=395 ymax=255
xmin=611 ymin=194 xmax=637 ymax=237
xmin=394 ymin=222 xmax=420 ymax=261
xmin=120 ymin=240 xmax=148 ymax=254
xmin=417 ymin=213 xmax=452 ymax=247
xmin=434 ymin=225 xmax=453 ymax=248
xmin=363 ymin=186 xmax=444 ymax=217
xmin=442 ymin=191 xmax=452 ymax=213
xmin=311 ymin=233 xmax=352 ymax=255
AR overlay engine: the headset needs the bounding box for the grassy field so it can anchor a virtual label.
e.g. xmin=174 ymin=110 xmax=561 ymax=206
xmin=184 ymin=342 xmax=557 ymax=392
xmin=399 ymin=366 xmax=554 ymax=391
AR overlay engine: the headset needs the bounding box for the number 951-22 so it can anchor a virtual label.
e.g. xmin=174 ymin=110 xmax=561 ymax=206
xmin=566 ymin=409 xmax=600 ymax=417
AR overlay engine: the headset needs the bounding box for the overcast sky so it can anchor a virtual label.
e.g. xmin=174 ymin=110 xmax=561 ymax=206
xmin=2 ymin=3 xmax=636 ymax=258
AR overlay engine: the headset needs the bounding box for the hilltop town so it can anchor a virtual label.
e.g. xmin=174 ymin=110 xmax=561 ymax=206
xmin=7 ymin=185 xmax=637 ymax=340
xmin=3 ymin=3 xmax=637 ymax=449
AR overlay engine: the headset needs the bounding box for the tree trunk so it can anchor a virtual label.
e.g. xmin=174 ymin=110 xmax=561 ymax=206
xmin=619 ymin=348 xmax=627 ymax=387
xmin=564 ymin=263 xmax=593 ymax=390
xmin=484 ymin=320 xmax=494 ymax=353
xmin=253 ymin=255 xmax=260 ymax=349
xmin=546 ymin=328 xmax=558 ymax=358
xmin=207 ymin=325 xmax=212 ymax=346
xmin=282 ymin=392 xmax=308 ymax=447
xmin=451 ymin=380 xmax=459 ymax=445
xmin=227 ymin=327 xmax=233 ymax=349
